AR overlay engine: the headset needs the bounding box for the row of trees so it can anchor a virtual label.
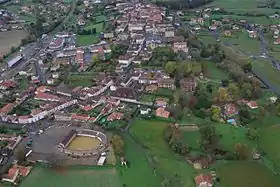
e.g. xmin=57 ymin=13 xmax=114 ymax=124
xmin=110 ymin=134 xmax=125 ymax=156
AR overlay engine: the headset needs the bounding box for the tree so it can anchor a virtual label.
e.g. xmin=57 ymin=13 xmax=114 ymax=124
xmin=211 ymin=105 xmax=223 ymax=122
xmin=228 ymin=83 xmax=239 ymax=100
xmin=246 ymin=128 xmax=259 ymax=140
xmin=242 ymin=62 xmax=252 ymax=73
xmin=178 ymin=62 xmax=192 ymax=76
xmin=234 ymin=143 xmax=249 ymax=160
xmin=240 ymin=83 xmax=253 ymax=99
xmin=217 ymin=87 xmax=229 ymax=102
xmin=165 ymin=61 xmax=177 ymax=75
xmin=199 ymin=125 xmax=217 ymax=146
xmin=110 ymin=134 xmax=125 ymax=156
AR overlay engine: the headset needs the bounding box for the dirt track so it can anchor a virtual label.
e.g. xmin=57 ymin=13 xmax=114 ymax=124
xmin=0 ymin=30 xmax=27 ymax=56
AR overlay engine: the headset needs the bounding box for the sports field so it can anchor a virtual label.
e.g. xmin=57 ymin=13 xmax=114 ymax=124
xmin=20 ymin=166 xmax=121 ymax=187
xmin=67 ymin=136 xmax=100 ymax=151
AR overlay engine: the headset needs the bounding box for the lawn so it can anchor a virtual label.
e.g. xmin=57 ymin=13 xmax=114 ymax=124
xmin=95 ymin=15 xmax=107 ymax=22
xmin=84 ymin=22 xmax=104 ymax=33
xmin=130 ymin=119 xmax=196 ymax=187
xmin=139 ymin=93 xmax=154 ymax=103
xmin=76 ymin=35 xmax=99 ymax=46
xmin=181 ymin=129 xmax=201 ymax=151
xmin=207 ymin=61 xmax=229 ymax=80
xmin=117 ymin=134 xmax=161 ymax=187
xmin=66 ymin=74 xmax=94 ymax=87
xmin=252 ymin=59 xmax=280 ymax=94
xmin=21 ymin=166 xmax=121 ymax=187
xmin=214 ymin=123 xmax=254 ymax=152
xmin=258 ymin=125 xmax=280 ymax=171
xmin=217 ymin=161 xmax=280 ymax=187
xmin=155 ymin=88 xmax=174 ymax=97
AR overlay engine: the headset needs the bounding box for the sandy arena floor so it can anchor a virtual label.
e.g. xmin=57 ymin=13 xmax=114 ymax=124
xmin=67 ymin=136 xmax=101 ymax=151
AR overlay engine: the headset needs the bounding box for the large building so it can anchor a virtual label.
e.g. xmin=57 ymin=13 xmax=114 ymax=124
xmin=7 ymin=55 xmax=23 ymax=68
xmin=49 ymin=37 xmax=65 ymax=50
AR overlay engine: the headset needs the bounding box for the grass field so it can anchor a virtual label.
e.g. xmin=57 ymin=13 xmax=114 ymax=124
xmin=117 ymin=134 xmax=161 ymax=187
xmin=95 ymin=15 xmax=107 ymax=22
xmin=67 ymin=136 xmax=100 ymax=151
xmin=21 ymin=166 xmax=121 ymax=187
xmin=76 ymin=35 xmax=99 ymax=46
xmin=130 ymin=120 xmax=196 ymax=187
xmin=0 ymin=30 xmax=27 ymax=56
xmin=258 ymin=125 xmax=280 ymax=168
xmin=84 ymin=22 xmax=104 ymax=33
xmin=217 ymin=161 xmax=280 ymax=187
xmin=207 ymin=61 xmax=229 ymax=80
xmin=214 ymin=123 xmax=254 ymax=152
xmin=181 ymin=129 xmax=201 ymax=150
xmin=252 ymin=59 xmax=280 ymax=93
xmin=139 ymin=93 xmax=154 ymax=103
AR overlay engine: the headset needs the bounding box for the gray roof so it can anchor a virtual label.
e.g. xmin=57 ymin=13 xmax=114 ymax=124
xmin=7 ymin=55 xmax=22 ymax=68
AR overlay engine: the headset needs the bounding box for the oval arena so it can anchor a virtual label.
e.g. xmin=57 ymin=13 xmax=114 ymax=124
xmin=57 ymin=129 xmax=107 ymax=157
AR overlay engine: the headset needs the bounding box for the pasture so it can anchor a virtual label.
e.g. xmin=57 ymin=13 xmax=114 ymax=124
xmin=117 ymin=134 xmax=161 ymax=187
xmin=130 ymin=120 xmax=196 ymax=187
xmin=0 ymin=30 xmax=27 ymax=56
xmin=217 ymin=161 xmax=280 ymax=187
xmin=20 ymin=166 xmax=121 ymax=187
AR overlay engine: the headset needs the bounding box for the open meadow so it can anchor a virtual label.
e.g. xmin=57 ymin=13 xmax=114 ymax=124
xmin=0 ymin=30 xmax=27 ymax=56
xmin=217 ymin=161 xmax=280 ymax=187
xmin=20 ymin=166 xmax=121 ymax=187
xmin=130 ymin=120 xmax=196 ymax=187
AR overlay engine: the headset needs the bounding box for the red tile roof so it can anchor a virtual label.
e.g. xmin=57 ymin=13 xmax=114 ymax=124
xmin=194 ymin=174 xmax=213 ymax=186
xmin=107 ymin=112 xmax=124 ymax=121
xmin=156 ymin=107 xmax=170 ymax=118
xmin=82 ymin=105 xmax=93 ymax=111
xmin=224 ymin=103 xmax=238 ymax=116
xmin=0 ymin=103 xmax=15 ymax=114
xmin=71 ymin=114 xmax=90 ymax=121
xmin=35 ymin=91 xmax=60 ymax=101
xmin=0 ymin=80 xmax=16 ymax=89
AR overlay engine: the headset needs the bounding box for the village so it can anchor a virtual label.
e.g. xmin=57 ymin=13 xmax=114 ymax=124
xmin=0 ymin=0 xmax=279 ymax=186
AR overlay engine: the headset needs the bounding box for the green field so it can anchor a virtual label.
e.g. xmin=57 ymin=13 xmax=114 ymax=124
xmin=217 ymin=161 xmax=280 ymax=187
xmin=117 ymin=134 xmax=161 ymax=187
xmin=20 ymin=166 xmax=121 ymax=187
xmin=66 ymin=74 xmax=94 ymax=87
xmin=76 ymin=35 xmax=100 ymax=46
xmin=139 ymin=93 xmax=154 ymax=103
xmin=252 ymin=59 xmax=280 ymax=93
xmin=130 ymin=120 xmax=196 ymax=187
xmin=259 ymin=126 xmax=280 ymax=169
xmin=95 ymin=15 xmax=107 ymax=22
xmin=214 ymin=123 xmax=254 ymax=152
xmin=84 ymin=22 xmax=104 ymax=33
xmin=206 ymin=0 xmax=276 ymax=14
xmin=207 ymin=61 xmax=229 ymax=80
xmin=181 ymin=128 xmax=201 ymax=150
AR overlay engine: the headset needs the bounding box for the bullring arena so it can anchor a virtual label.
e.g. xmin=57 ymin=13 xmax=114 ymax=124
xmin=29 ymin=125 xmax=110 ymax=165
xmin=57 ymin=129 xmax=107 ymax=157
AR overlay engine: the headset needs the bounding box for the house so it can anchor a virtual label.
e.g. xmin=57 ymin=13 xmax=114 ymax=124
xmin=118 ymin=54 xmax=134 ymax=65
xmin=34 ymin=92 xmax=60 ymax=102
xmin=173 ymin=41 xmax=188 ymax=53
xmin=165 ymin=28 xmax=175 ymax=38
xmin=0 ymin=80 xmax=16 ymax=90
xmin=107 ymin=112 xmax=124 ymax=121
xmin=0 ymin=103 xmax=16 ymax=115
xmin=223 ymin=103 xmax=238 ymax=117
xmin=145 ymin=84 xmax=158 ymax=92
xmin=140 ymin=108 xmax=151 ymax=115
xmin=104 ymin=32 xmax=114 ymax=39
xmin=180 ymin=78 xmax=197 ymax=92
xmin=112 ymin=87 xmax=138 ymax=100
xmin=155 ymin=98 xmax=168 ymax=108
xmin=2 ymin=165 xmax=32 ymax=184
xmin=156 ymin=107 xmax=170 ymax=118
xmin=158 ymin=79 xmax=175 ymax=90
xmin=54 ymin=112 xmax=72 ymax=121
xmin=52 ymin=72 xmax=59 ymax=79
xmin=274 ymin=39 xmax=280 ymax=45
xmin=76 ymin=48 xmax=84 ymax=64
xmin=269 ymin=96 xmax=277 ymax=103
xmin=50 ymin=64 xmax=60 ymax=72
xmin=77 ymin=17 xmax=85 ymax=26
xmin=71 ymin=114 xmax=90 ymax=122
xmin=194 ymin=174 xmax=213 ymax=187
xmin=248 ymin=31 xmax=257 ymax=38
xmin=246 ymin=101 xmax=258 ymax=109
xmin=209 ymin=25 xmax=217 ymax=30
xmin=224 ymin=30 xmax=232 ymax=37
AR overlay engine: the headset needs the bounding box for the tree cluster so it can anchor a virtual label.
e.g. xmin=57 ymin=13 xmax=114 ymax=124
xmin=110 ymin=134 xmax=125 ymax=156
xmin=164 ymin=124 xmax=189 ymax=156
